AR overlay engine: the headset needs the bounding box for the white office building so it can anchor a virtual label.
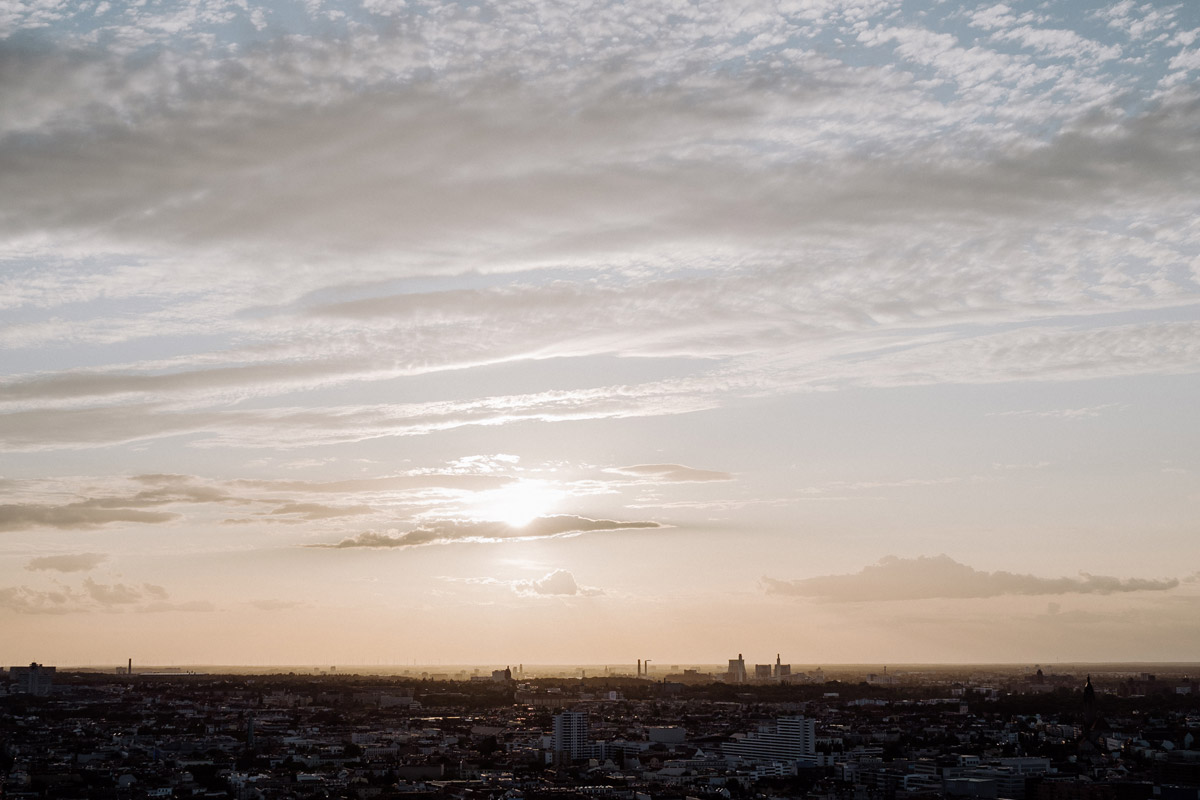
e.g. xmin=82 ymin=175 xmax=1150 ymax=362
xmin=552 ymin=711 xmax=589 ymax=760
xmin=723 ymin=716 xmax=816 ymax=764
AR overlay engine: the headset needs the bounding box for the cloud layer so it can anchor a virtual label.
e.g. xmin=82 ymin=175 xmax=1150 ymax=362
xmin=25 ymin=553 xmax=108 ymax=573
xmin=0 ymin=0 xmax=1196 ymax=457
xmin=2 ymin=0 xmax=1198 ymax=663
xmin=0 ymin=577 xmax=210 ymax=615
xmin=606 ymin=464 xmax=734 ymax=483
xmin=317 ymin=515 xmax=662 ymax=549
xmin=764 ymin=555 xmax=1180 ymax=602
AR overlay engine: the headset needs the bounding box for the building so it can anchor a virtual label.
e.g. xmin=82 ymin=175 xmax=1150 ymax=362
xmin=722 ymin=716 xmax=816 ymax=764
xmin=552 ymin=711 xmax=589 ymax=761
xmin=9 ymin=663 xmax=55 ymax=696
xmin=755 ymin=664 xmax=773 ymax=680
xmin=773 ymin=654 xmax=791 ymax=679
xmin=727 ymin=654 xmax=747 ymax=684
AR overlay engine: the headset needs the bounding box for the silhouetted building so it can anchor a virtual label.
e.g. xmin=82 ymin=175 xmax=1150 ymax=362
xmin=774 ymin=653 xmax=791 ymax=678
xmin=727 ymin=653 xmax=747 ymax=684
xmin=1079 ymin=675 xmax=1108 ymax=759
xmin=9 ymin=663 xmax=54 ymax=696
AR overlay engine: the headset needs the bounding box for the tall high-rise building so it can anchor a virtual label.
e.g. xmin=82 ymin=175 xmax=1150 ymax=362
xmin=552 ymin=711 xmax=589 ymax=761
xmin=773 ymin=654 xmax=791 ymax=679
xmin=727 ymin=654 xmax=747 ymax=684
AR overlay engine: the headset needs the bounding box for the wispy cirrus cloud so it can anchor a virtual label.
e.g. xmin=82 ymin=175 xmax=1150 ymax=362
xmin=220 ymin=502 xmax=375 ymax=525
xmin=0 ymin=470 xmax=526 ymax=532
xmin=7 ymin=316 xmax=1198 ymax=454
xmin=315 ymin=515 xmax=661 ymax=549
xmin=605 ymin=464 xmax=733 ymax=483
xmin=764 ymin=555 xmax=1179 ymax=602
xmin=988 ymin=403 xmax=1126 ymax=419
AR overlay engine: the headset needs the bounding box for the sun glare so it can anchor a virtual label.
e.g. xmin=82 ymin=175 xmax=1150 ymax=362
xmin=475 ymin=480 xmax=561 ymax=528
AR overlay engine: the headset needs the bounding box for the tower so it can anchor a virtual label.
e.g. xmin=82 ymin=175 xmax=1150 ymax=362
xmin=1083 ymin=675 xmax=1097 ymax=726
xmin=727 ymin=653 xmax=747 ymax=684
xmin=552 ymin=711 xmax=589 ymax=761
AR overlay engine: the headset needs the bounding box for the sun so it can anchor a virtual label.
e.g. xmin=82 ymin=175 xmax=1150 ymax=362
xmin=474 ymin=480 xmax=562 ymax=528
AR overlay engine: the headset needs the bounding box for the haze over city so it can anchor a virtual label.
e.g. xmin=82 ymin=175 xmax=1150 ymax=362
xmin=1 ymin=0 xmax=1198 ymax=668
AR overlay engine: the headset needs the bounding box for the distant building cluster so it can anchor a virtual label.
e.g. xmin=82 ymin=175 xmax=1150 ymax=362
xmin=726 ymin=652 xmax=795 ymax=684
xmin=2 ymin=663 xmax=1200 ymax=800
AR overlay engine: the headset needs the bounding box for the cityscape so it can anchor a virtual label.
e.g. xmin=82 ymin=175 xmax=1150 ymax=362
xmin=4 ymin=658 xmax=1200 ymax=799
xmin=3 ymin=0 xmax=1200 ymax=797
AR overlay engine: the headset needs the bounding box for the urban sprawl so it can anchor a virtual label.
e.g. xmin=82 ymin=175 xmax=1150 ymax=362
xmin=4 ymin=658 xmax=1200 ymax=800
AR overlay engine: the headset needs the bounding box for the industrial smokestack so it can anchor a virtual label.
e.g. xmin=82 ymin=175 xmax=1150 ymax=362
xmin=128 ymin=658 xmax=132 ymax=675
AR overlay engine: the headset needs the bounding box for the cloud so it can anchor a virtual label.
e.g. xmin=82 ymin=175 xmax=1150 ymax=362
xmin=799 ymin=476 xmax=967 ymax=496
xmin=512 ymin=569 xmax=603 ymax=597
xmin=0 ymin=585 xmax=83 ymax=615
xmin=267 ymin=503 xmax=374 ymax=520
xmin=248 ymin=599 xmax=305 ymax=611
xmin=0 ymin=18 xmax=1197 ymax=466
xmin=2 ymin=470 xmax=519 ymax=533
xmin=0 ymin=502 xmax=178 ymax=531
xmin=606 ymin=464 xmax=733 ymax=482
xmin=314 ymin=515 xmax=662 ymax=549
xmin=0 ymin=578 xmax=183 ymax=614
xmin=138 ymin=600 xmax=215 ymax=613
xmin=4 ymin=314 xmax=1198 ymax=455
xmin=448 ymin=569 xmax=605 ymax=597
xmin=25 ymin=552 xmax=108 ymax=572
xmin=770 ymin=320 xmax=1200 ymax=392
xmin=988 ymin=403 xmax=1125 ymax=419
xmin=83 ymin=577 xmax=155 ymax=606
xmin=232 ymin=474 xmax=515 ymax=493
xmin=0 ymin=475 xmax=245 ymax=531
xmin=223 ymin=501 xmax=376 ymax=525
xmin=0 ymin=381 xmax=720 ymax=452
xmin=763 ymin=555 xmax=1180 ymax=602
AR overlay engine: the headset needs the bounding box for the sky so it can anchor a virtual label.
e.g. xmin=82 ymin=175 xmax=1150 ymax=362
xmin=1 ymin=0 xmax=1199 ymax=669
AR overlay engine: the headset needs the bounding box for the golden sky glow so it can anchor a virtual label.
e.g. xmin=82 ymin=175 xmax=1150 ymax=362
xmin=1 ymin=0 xmax=1199 ymax=667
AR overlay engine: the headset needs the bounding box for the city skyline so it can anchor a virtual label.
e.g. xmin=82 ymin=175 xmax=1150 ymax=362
xmin=2 ymin=0 xmax=1199 ymax=666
